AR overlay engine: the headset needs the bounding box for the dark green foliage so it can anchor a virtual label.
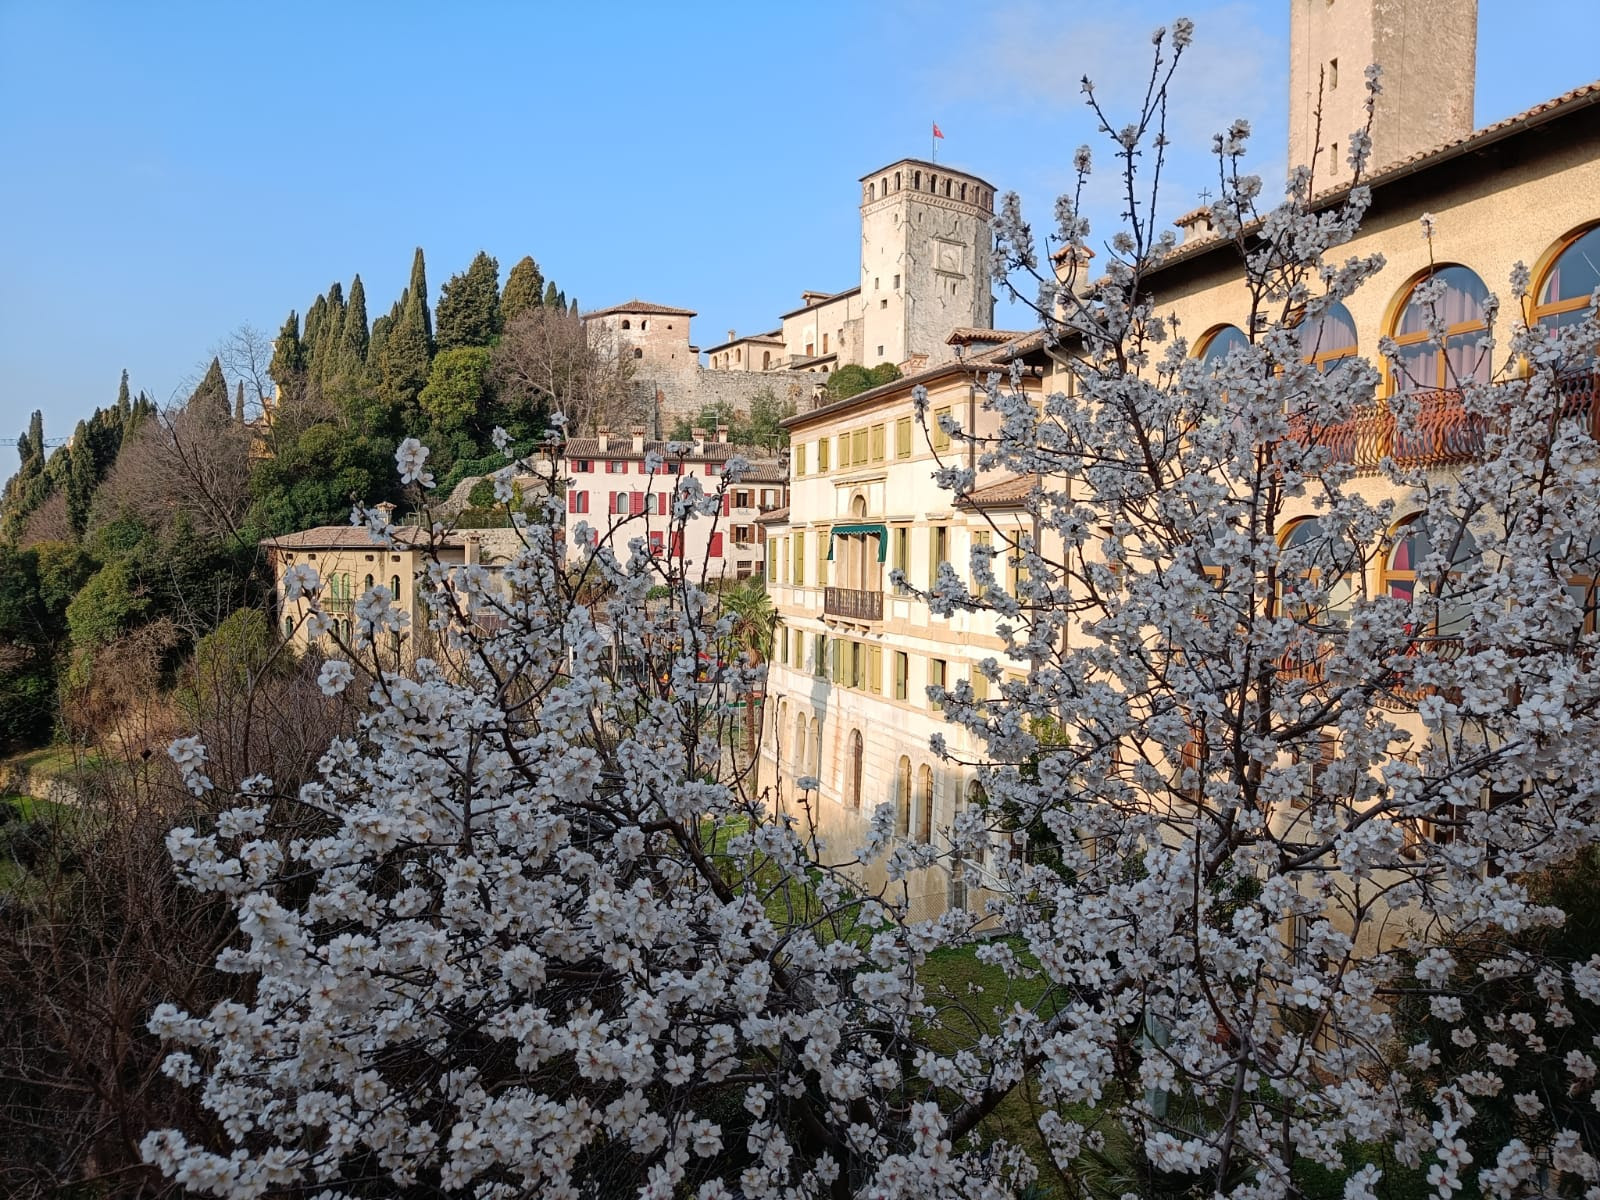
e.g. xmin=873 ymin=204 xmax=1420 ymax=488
xmin=501 ymin=256 xmax=544 ymax=324
xmin=378 ymin=286 xmax=432 ymax=414
xmin=419 ymin=346 xmax=492 ymax=435
xmin=247 ymin=423 xmax=398 ymax=535
xmin=26 ymin=412 xmax=43 ymax=463
xmin=407 ymin=247 xmax=433 ymax=348
xmin=189 ymin=358 xmax=230 ymax=418
xmin=309 ymin=283 xmax=346 ymax=388
xmin=302 ymin=294 xmax=328 ymax=369
xmin=65 ymin=561 xmax=145 ymax=650
xmin=234 ymin=381 xmax=245 ymax=422
xmin=825 ymin=361 xmax=902 ymax=401
xmin=116 ymin=371 xmax=131 ymax=422
xmin=543 ymin=281 xmax=560 ymax=309
xmin=334 ymin=274 xmax=370 ymax=390
xmin=568 ymin=298 xmax=578 ymax=318
xmin=177 ymin=606 xmax=283 ymax=722
xmin=435 ymin=252 xmax=501 ymax=351
xmin=269 ymin=312 xmax=306 ymax=404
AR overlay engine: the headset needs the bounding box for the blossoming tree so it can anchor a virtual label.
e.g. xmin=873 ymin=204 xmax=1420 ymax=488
xmin=141 ymin=22 xmax=1600 ymax=1200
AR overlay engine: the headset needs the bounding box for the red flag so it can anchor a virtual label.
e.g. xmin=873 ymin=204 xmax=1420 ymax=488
xmin=932 ymin=122 xmax=944 ymax=139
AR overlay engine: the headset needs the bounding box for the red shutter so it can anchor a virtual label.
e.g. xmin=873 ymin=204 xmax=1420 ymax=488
xmin=631 ymin=492 xmax=645 ymax=515
xmin=708 ymin=532 xmax=723 ymax=558
xmin=568 ymin=491 xmax=577 ymax=513
xmin=722 ymin=494 xmax=731 ymax=516
xmin=670 ymin=532 xmax=684 ymax=558
xmin=658 ymin=493 xmax=669 ymax=516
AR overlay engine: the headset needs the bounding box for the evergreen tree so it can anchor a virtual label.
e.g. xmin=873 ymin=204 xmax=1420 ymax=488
xmin=270 ymin=312 xmax=306 ymax=404
xmin=407 ymin=247 xmax=433 ymax=349
xmin=28 ymin=411 xmax=44 ymax=460
xmin=311 ymin=282 xmax=347 ymax=386
xmin=569 ymin=298 xmax=579 ymax=318
xmin=556 ymin=289 xmax=566 ymax=312
xmin=378 ymin=281 xmax=432 ymax=413
xmin=116 ymin=369 xmax=131 ymax=422
xmin=501 ymin=256 xmax=544 ymax=324
xmin=543 ymin=281 xmax=560 ymax=309
xmin=335 ymin=274 xmax=371 ymax=388
xmin=302 ymin=294 xmax=328 ymax=367
xmin=189 ymin=357 xmax=230 ymax=418
xmin=235 ymin=380 xmax=246 ymax=422
xmin=434 ymin=251 xmax=502 ymax=351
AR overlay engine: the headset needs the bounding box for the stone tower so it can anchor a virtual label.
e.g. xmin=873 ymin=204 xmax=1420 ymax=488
xmin=858 ymin=159 xmax=996 ymax=370
xmin=1289 ymin=0 xmax=1476 ymax=187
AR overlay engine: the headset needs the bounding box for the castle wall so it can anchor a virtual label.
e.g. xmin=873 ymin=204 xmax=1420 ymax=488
xmin=627 ymin=362 xmax=826 ymax=431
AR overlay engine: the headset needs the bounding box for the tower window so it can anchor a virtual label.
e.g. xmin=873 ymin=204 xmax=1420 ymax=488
xmin=880 ymin=299 xmax=888 ymax=309
xmin=621 ymin=319 xmax=631 ymax=329
xmin=945 ymin=179 xmax=952 ymax=196
xmin=930 ymin=173 xmax=937 ymax=192
xmin=640 ymin=320 xmax=648 ymax=331
xmin=634 ymin=348 xmax=643 ymax=359
xmin=877 ymin=345 xmax=884 ymax=357
xmin=881 ymin=176 xmax=888 ymax=193
xmin=868 ymin=182 xmax=876 ymax=201
xmin=960 ymin=182 xmax=967 ymax=201
xmin=1329 ymin=57 xmax=1339 ymax=89
xmin=894 ymin=171 xmax=901 ymax=189
xmin=893 ymin=274 xmax=900 ymax=288
xmin=913 ymin=170 xmax=921 ymax=189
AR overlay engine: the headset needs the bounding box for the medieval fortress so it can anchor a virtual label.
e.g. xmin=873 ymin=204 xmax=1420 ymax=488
xmin=582 ymin=158 xmax=999 ymax=429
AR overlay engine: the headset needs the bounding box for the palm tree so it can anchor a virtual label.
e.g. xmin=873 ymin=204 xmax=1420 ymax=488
xmin=720 ymin=580 xmax=775 ymax=759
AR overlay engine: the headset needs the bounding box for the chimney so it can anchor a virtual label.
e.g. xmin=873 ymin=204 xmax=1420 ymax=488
xmin=464 ymin=533 xmax=481 ymax=567
xmin=691 ymin=426 xmax=708 ymax=454
xmin=1174 ymin=207 xmax=1214 ymax=244
xmin=631 ymin=425 xmax=646 ymax=454
xmin=374 ymin=501 xmax=396 ymax=522
xmin=727 ymin=329 xmax=736 ymax=343
xmin=597 ymin=426 xmax=609 ymax=452
xmin=715 ymin=424 xmax=729 ymax=444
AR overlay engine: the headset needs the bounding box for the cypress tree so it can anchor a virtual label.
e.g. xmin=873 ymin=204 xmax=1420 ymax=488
xmin=189 ymin=357 xmax=231 ymax=418
xmin=335 ymin=274 xmax=371 ymax=387
xmin=556 ymin=289 xmax=566 ymax=312
xmin=303 ymin=294 xmax=328 ymax=368
xmin=501 ymin=256 xmax=544 ymax=324
xmin=27 ymin=411 xmax=43 ymax=458
xmin=435 ymin=251 xmax=502 ymax=351
xmin=569 ymin=298 xmax=579 ymax=318
xmin=116 ymin=369 xmax=131 ymax=422
xmin=312 ymin=281 xmax=347 ymax=386
xmin=378 ymin=280 xmax=432 ymax=412
xmin=543 ymin=281 xmax=560 ymax=309
xmin=407 ymin=248 xmax=433 ymax=349
xmin=235 ymin=380 xmax=246 ymax=422
xmin=270 ymin=312 xmax=306 ymax=403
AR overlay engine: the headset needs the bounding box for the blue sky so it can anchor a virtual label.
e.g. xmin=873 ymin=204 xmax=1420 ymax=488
xmin=1 ymin=0 xmax=1596 ymax=450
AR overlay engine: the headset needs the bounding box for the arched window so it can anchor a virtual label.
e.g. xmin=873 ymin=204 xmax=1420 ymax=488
xmin=960 ymin=182 xmax=968 ymax=202
xmin=913 ymin=170 xmax=921 ymax=189
xmin=965 ymin=779 xmax=987 ymax=868
xmin=634 ymin=348 xmax=644 ymax=359
xmin=1383 ymin=515 xmax=1479 ymax=635
xmin=847 ymin=730 xmax=863 ymax=809
xmin=1532 ymin=224 xmax=1600 ymax=333
xmin=810 ymin=717 xmax=821 ymax=781
xmin=917 ymin=765 xmax=934 ymax=844
xmin=894 ymin=756 xmax=912 ymax=837
xmin=282 ymin=616 xmax=294 ymax=640
xmin=390 ymin=574 xmax=401 ymax=599
xmin=1279 ymin=517 xmax=1355 ymax=620
xmin=894 ymin=171 xmax=901 ymax=190
xmin=1297 ymin=301 xmax=1358 ymax=373
xmin=762 ymin=351 xmax=771 ymax=369
xmin=929 ymin=173 xmax=937 ymax=193
xmin=795 ymin=710 xmax=808 ymax=773
xmin=640 ymin=320 xmax=648 ymax=331
xmin=1390 ymin=266 xmax=1491 ymax=392
xmin=621 ymin=319 xmax=631 ymax=330
xmin=1198 ymin=324 xmax=1249 ymax=362
xmin=363 ymin=573 xmax=374 ymax=593
xmin=868 ymin=182 xmax=875 ymax=201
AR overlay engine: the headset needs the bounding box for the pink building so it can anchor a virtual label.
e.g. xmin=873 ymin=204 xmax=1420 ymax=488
xmin=562 ymin=425 xmax=788 ymax=581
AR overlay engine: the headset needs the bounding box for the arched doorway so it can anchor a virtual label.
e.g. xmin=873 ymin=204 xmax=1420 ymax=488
xmin=917 ymin=765 xmax=934 ymax=844
xmin=847 ymin=730 xmax=864 ymax=810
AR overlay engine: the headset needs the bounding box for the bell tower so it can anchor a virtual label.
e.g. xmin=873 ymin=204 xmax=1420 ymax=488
xmin=858 ymin=159 xmax=996 ymax=370
xmin=1289 ymin=0 xmax=1476 ymax=186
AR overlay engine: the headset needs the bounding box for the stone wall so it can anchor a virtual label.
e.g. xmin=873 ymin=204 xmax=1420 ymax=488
xmin=629 ymin=363 xmax=827 ymax=431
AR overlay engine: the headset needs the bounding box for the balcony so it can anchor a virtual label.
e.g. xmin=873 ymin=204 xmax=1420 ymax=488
xmin=824 ymin=586 xmax=883 ymax=622
xmin=1293 ymin=372 xmax=1600 ymax=472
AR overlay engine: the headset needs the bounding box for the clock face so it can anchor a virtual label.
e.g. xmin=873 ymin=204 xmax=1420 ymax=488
xmin=936 ymin=241 xmax=963 ymax=274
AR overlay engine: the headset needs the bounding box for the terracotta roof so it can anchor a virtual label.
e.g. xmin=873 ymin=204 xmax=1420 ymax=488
xmin=562 ymin=437 xmax=782 ymax=466
xmin=741 ymin=461 xmax=790 ymax=483
xmin=583 ymin=299 xmax=697 ymax=319
xmin=781 ymin=336 xmax=1051 ymax=430
xmin=779 ymin=287 xmax=860 ymax=320
xmin=261 ymin=525 xmax=497 ymax=551
xmin=959 ymin=475 xmax=1036 ymax=509
xmin=946 ymin=327 xmax=1029 ymax=346
xmin=1153 ymin=78 xmax=1600 ymax=274
xmin=756 ymin=505 xmax=790 ymax=524
xmin=701 ymin=331 xmax=788 ymax=354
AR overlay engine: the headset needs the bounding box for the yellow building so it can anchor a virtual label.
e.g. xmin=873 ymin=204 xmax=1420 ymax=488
xmin=262 ymin=519 xmax=527 ymax=655
xmin=760 ymin=0 xmax=1600 ymax=917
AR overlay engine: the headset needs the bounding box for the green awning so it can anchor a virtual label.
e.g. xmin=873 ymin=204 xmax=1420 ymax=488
xmin=826 ymin=523 xmax=888 ymax=561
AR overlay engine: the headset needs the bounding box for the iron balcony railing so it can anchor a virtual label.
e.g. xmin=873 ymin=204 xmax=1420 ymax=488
xmin=824 ymin=586 xmax=883 ymax=621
